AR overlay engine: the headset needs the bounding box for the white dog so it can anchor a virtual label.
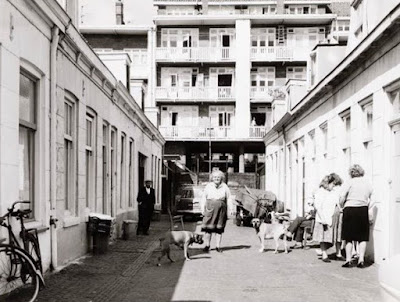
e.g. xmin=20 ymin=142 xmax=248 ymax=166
xmin=251 ymin=211 xmax=290 ymax=254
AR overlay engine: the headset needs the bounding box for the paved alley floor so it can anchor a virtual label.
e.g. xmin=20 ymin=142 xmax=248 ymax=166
xmin=35 ymin=216 xmax=382 ymax=302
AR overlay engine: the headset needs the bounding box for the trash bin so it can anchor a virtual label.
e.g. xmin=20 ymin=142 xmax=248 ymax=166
xmin=122 ymin=220 xmax=137 ymax=240
xmin=152 ymin=209 xmax=161 ymax=221
xmin=87 ymin=213 xmax=113 ymax=254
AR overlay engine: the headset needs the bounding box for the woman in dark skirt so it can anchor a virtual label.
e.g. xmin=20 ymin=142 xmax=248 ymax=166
xmin=339 ymin=164 xmax=373 ymax=268
xmin=201 ymin=170 xmax=231 ymax=253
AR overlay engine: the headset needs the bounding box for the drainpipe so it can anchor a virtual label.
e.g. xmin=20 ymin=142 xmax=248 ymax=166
xmin=282 ymin=126 xmax=287 ymax=211
xmin=49 ymin=26 xmax=60 ymax=271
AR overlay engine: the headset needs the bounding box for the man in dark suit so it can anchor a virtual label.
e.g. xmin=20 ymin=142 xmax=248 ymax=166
xmin=137 ymin=180 xmax=156 ymax=235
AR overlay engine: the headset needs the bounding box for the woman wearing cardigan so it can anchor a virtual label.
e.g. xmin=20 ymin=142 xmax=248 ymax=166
xmin=201 ymin=170 xmax=231 ymax=253
xmin=340 ymin=164 xmax=373 ymax=268
xmin=313 ymin=175 xmax=340 ymax=262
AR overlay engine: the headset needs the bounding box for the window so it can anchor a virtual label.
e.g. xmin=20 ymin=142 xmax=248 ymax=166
xmin=389 ymin=88 xmax=400 ymax=117
xmin=320 ymin=122 xmax=328 ymax=156
xmin=340 ymin=110 xmax=351 ymax=168
xmin=19 ymin=72 xmax=37 ymax=216
xmin=116 ymin=1 xmax=124 ymax=25
xmin=361 ymin=100 xmax=373 ymax=141
xmin=128 ymin=139 xmax=134 ymax=207
xmin=120 ymin=133 xmax=126 ymax=209
xmin=102 ymin=122 xmax=109 ymax=214
xmin=64 ymin=97 xmax=77 ymax=215
xmin=86 ymin=112 xmax=96 ymax=209
xmin=110 ymin=127 xmax=117 ymax=216
xmin=287 ymin=67 xmax=306 ymax=80
xmin=308 ymin=130 xmax=316 ymax=159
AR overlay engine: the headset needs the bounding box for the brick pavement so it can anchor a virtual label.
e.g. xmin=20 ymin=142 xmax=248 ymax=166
xmin=33 ymin=216 xmax=382 ymax=302
xmin=35 ymin=215 xmax=176 ymax=302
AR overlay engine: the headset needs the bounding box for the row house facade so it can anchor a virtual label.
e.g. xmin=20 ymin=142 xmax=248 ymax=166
xmin=264 ymin=0 xmax=400 ymax=265
xmin=152 ymin=0 xmax=351 ymax=180
xmin=0 ymin=0 xmax=164 ymax=271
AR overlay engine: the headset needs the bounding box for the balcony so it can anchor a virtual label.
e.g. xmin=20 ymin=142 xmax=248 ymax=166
xmin=155 ymin=47 xmax=235 ymax=62
xmin=159 ymin=125 xmax=270 ymax=140
xmin=249 ymin=126 xmax=270 ymax=138
xmin=159 ymin=126 xmax=235 ymax=140
xmin=251 ymin=46 xmax=312 ymax=61
xmin=156 ymin=87 xmax=235 ymax=101
xmin=250 ymin=86 xmax=286 ymax=102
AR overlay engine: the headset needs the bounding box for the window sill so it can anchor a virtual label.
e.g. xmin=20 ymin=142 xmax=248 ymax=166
xmin=63 ymin=216 xmax=80 ymax=228
xmin=25 ymin=221 xmax=49 ymax=233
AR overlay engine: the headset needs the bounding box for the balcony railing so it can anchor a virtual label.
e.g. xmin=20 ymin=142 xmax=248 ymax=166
xmin=250 ymin=86 xmax=286 ymax=101
xmin=159 ymin=126 xmax=235 ymax=140
xmin=250 ymin=47 xmax=295 ymax=61
xmin=155 ymin=47 xmax=235 ymax=62
xmin=249 ymin=126 xmax=270 ymax=138
xmin=156 ymin=87 xmax=235 ymax=100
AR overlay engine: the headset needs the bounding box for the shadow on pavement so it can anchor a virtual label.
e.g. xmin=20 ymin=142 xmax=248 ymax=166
xmin=219 ymin=245 xmax=251 ymax=251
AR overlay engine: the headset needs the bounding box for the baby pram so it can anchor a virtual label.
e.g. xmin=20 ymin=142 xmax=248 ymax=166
xmin=234 ymin=186 xmax=284 ymax=226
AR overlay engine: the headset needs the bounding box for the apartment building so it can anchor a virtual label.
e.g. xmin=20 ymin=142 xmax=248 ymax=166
xmin=0 ymin=0 xmax=164 ymax=269
xmin=153 ymin=0 xmax=350 ymax=182
xmin=264 ymin=0 xmax=400 ymax=263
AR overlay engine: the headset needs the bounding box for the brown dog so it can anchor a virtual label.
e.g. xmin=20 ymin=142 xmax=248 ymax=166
xmin=157 ymin=231 xmax=204 ymax=266
xmin=251 ymin=211 xmax=290 ymax=254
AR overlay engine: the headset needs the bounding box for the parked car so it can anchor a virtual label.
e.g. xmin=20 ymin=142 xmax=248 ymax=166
xmin=175 ymin=185 xmax=204 ymax=220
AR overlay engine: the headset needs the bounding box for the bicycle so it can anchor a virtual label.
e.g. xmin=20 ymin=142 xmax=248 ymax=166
xmin=0 ymin=201 xmax=45 ymax=302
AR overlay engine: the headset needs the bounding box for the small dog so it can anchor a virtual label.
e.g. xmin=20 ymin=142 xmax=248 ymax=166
xmin=251 ymin=211 xmax=290 ymax=254
xmin=157 ymin=231 xmax=204 ymax=266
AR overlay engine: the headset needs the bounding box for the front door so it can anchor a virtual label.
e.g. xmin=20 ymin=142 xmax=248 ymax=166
xmin=390 ymin=124 xmax=400 ymax=256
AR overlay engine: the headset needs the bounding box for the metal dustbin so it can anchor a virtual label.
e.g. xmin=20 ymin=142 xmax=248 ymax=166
xmin=88 ymin=213 xmax=113 ymax=254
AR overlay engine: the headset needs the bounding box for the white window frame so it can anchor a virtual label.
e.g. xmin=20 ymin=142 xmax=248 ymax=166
xmin=319 ymin=122 xmax=328 ymax=157
xmin=308 ymin=130 xmax=316 ymax=160
xmin=120 ymin=132 xmax=126 ymax=209
xmin=251 ymin=67 xmax=276 ymax=87
xmin=102 ymin=122 xmax=109 ymax=214
xmin=128 ymin=138 xmax=134 ymax=208
xmin=19 ymin=70 xmax=38 ymax=219
xmin=287 ymin=66 xmax=307 ymax=80
xmin=64 ymin=96 xmax=78 ymax=218
xmin=85 ymin=111 xmax=96 ymax=210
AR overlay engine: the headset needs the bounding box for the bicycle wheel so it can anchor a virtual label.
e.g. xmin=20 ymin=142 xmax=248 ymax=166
xmin=25 ymin=234 xmax=42 ymax=274
xmin=0 ymin=246 xmax=39 ymax=302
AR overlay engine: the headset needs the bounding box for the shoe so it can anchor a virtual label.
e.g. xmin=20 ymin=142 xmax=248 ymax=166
xmin=334 ymin=255 xmax=345 ymax=261
xmin=342 ymin=261 xmax=354 ymax=268
xmin=292 ymin=243 xmax=304 ymax=249
xmin=357 ymin=262 xmax=366 ymax=268
xmin=143 ymin=232 xmax=149 ymax=236
xmin=322 ymin=258 xmax=331 ymax=263
xmin=203 ymin=246 xmax=210 ymax=252
xmin=216 ymin=247 xmax=223 ymax=253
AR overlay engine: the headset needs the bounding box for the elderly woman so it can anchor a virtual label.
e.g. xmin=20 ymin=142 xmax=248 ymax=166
xmin=340 ymin=164 xmax=373 ymax=268
xmin=330 ymin=173 xmax=345 ymax=260
xmin=201 ymin=170 xmax=231 ymax=253
xmin=313 ymin=175 xmax=338 ymax=262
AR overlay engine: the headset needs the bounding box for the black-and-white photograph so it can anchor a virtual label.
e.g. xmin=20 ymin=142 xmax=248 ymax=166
xmin=0 ymin=0 xmax=399 ymax=301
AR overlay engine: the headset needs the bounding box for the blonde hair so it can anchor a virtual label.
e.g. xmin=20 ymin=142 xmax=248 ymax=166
xmin=209 ymin=170 xmax=226 ymax=183
xmin=349 ymin=164 xmax=365 ymax=178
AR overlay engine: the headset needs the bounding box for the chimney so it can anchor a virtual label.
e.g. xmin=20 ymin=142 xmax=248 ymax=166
xmin=276 ymin=0 xmax=284 ymax=14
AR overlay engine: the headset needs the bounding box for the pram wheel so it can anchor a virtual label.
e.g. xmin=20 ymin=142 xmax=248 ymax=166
xmin=235 ymin=213 xmax=242 ymax=226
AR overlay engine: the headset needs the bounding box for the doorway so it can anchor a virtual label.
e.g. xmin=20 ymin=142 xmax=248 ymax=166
xmin=138 ymin=153 xmax=147 ymax=189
